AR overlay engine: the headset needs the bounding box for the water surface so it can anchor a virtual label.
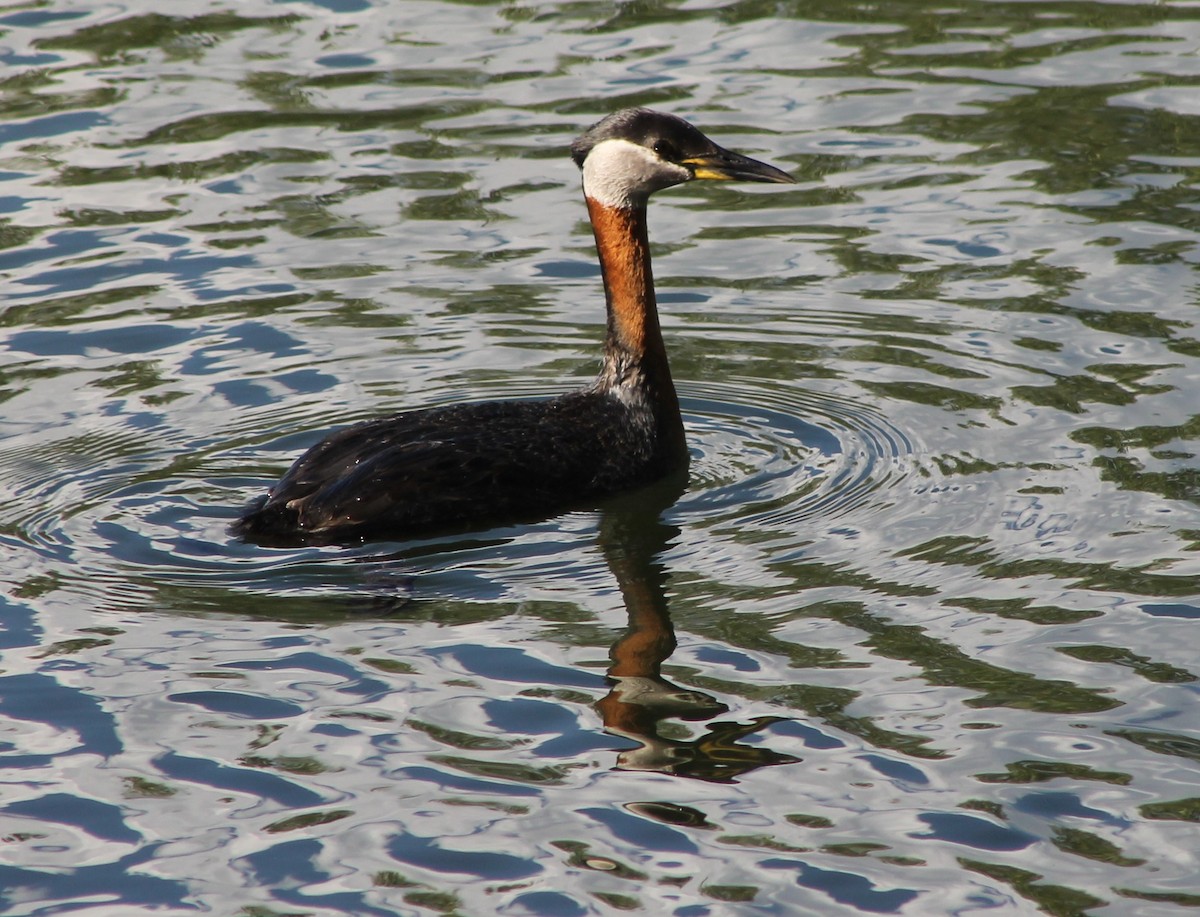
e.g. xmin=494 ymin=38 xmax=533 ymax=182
xmin=1 ymin=1 xmax=1199 ymax=914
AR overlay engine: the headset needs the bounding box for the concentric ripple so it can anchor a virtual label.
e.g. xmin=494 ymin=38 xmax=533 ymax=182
xmin=676 ymin=378 xmax=918 ymax=532
xmin=0 ymin=371 xmax=924 ymax=616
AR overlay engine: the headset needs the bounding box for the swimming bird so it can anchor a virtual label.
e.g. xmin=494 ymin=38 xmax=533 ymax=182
xmin=234 ymin=108 xmax=794 ymax=545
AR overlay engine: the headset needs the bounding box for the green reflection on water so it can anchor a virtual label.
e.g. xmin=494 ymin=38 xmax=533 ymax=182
xmin=1057 ymin=644 xmax=1196 ymax=684
xmin=901 ymin=535 xmax=1197 ymax=597
xmin=977 ymin=760 xmax=1131 ymax=786
xmin=1138 ymin=797 xmax=1200 ymax=822
xmin=1106 ymin=728 xmax=1200 ymax=763
xmin=960 ymin=857 xmax=1108 ymax=916
xmin=427 ymin=754 xmax=574 ymax=786
xmin=407 ymin=718 xmax=521 ymax=751
xmin=1050 ymin=825 xmax=1146 ymax=868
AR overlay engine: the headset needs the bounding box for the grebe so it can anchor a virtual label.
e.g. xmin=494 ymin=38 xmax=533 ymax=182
xmin=235 ymin=108 xmax=794 ymax=545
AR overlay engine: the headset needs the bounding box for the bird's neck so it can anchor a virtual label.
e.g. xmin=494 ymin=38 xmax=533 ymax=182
xmin=586 ymin=196 xmax=663 ymax=364
xmin=585 ymin=195 xmax=685 ymax=454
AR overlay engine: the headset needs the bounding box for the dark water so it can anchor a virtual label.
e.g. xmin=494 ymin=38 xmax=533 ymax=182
xmin=2 ymin=1 xmax=1199 ymax=914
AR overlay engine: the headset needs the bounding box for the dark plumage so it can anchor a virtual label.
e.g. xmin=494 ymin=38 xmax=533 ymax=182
xmin=237 ymin=392 xmax=672 ymax=544
xmin=234 ymin=109 xmax=794 ymax=545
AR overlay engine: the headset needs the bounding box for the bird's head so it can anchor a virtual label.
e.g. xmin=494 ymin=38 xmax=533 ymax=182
xmin=571 ymin=108 xmax=795 ymax=208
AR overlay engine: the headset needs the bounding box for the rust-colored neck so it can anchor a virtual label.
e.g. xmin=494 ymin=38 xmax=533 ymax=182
xmin=586 ymin=197 xmax=663 ymax=363
xmin=585 ymin=195 xmax=684 ymax=454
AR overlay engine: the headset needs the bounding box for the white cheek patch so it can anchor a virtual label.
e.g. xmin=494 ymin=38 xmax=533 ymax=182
xmin=582 ymin=138 xmax=691 ymax=208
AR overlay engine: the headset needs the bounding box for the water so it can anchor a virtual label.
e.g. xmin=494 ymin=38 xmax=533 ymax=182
xmin=1 ymin=1 xmax=1198 ymax=913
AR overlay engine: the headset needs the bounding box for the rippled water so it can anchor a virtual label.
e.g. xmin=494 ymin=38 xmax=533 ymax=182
xmin=2 ymin=1 xmax=1199 ymax=914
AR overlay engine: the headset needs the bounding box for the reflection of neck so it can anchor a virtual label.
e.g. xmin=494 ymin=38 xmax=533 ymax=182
xmin=595 ymin=558 xmax=676 ymax=737
xmin=585 ymin=195 xmax=686 ymax=460
xmin=597 ymin=493 xmax=679 ymax=679
xmin=595 ymin=492 xmax=681 ymax=737
xmin=606 ymin=561 xmax=675 ymax=679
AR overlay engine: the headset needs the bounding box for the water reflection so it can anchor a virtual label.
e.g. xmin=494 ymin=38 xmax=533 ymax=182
xmin=349 ymin=471 xmax=804 ymax=782
xmin=596 ymin=476 xmax=800 ymax=781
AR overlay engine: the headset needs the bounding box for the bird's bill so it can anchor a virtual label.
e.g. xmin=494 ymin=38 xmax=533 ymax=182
xmin=682 ymin=145 xmax=795 ymax=184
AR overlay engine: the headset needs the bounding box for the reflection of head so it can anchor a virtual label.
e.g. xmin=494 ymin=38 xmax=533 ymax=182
xmin=616 ymin=737 xmax=692 ymax=773
xmin=612 ymin=715 xmax=801 ymax=783
xmin=607 ymin=675 xmax=728 ymax=720
xmin=600 ymin=672 xmax=800 ymax=782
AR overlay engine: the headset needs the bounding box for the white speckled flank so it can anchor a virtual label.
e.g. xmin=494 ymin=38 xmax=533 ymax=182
xmin=581 ymin=138 xmax=691 ymax=209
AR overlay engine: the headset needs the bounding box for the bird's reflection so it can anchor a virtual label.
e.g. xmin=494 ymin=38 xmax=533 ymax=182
xmin=594 ymin=477 xmax=800 ymax=782
xmin=356 ymin=474 xmax=800 ymax=781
